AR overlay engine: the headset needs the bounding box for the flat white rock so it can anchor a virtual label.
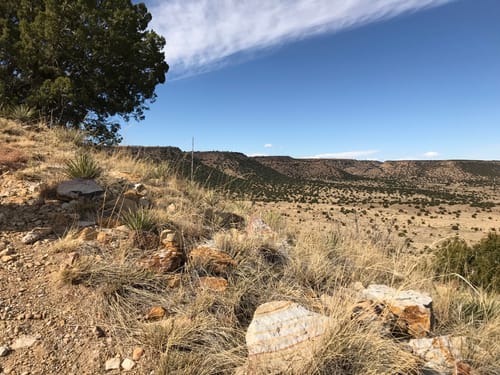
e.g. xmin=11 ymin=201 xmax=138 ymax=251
xmin=246 ymin=301 xmax=328 ymax=370
xmin=11 ymin=335 xmax=37 ymax=350
xmin=361 ymin=284 xmax=432 ymax=307
xmin=121 ymin=358 xmax=136 ymax=371
xmin=57 ymin=179 xmax=104 ymax=200
xmin=105 ymin=357 xmax=121 ymax=371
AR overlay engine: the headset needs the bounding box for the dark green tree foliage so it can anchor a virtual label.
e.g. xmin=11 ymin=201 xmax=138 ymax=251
xmin=0 ymin=0 xmax=168 ymax=144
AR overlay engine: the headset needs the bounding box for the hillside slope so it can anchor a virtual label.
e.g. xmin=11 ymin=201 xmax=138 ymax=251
xmin=254 ymin=156 xmax=500 ymax=182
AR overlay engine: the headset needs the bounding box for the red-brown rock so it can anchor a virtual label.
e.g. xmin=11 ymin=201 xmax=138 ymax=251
xmin=199 ymin=276 xmax=228 ymax=292
xmin=141 ymin=247 xmax=184 ymax=273
xmin=189 ymin=246 xmax=235 ymax=275
xmin=145 ymin=306 xmax=166 ymax=320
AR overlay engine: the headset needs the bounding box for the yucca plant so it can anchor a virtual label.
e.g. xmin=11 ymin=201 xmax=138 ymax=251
xmin=121 ymin=208 xmax=157 ymax=232
xmin=64 ymin=153 xmax=102 ymax=179
xmin=9 ymin=104 xmax=36 ymax=123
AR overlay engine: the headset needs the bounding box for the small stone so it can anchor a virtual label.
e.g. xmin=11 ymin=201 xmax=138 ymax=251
xmin=145 ymin=306 xmax=166 ymax=320
xmin=160 ymin=229 xmax=181 ymax=246
xmin=94 ymin=326 xmax=106 ymax=338
xmin=1 ymin=255 xmax=14 ymax=263
xmin=121 ymin=358 xmax=136 ymax=371
xmin=352 ymin=281 xmax=364 ymax=291
xmin=166 ymin=274 xmax=181 ymax=288
xmin=199 ymin=276 xmax=228 ymax=292
xmin=21 ymin=227 xmax=51 ymax=244
xmin=132 ymin=347 xmax=144 ymax=361
xmin=140 ymin=248 xmax=184 ymax=273
xmin=104 ymin=357 xmax=121 ymax=371
xmin=97 ymin=231 xmax=111 ymax=243
xmin=0 ymin=345 xmax=11 ymax=357
xmin=11 ymin=335 xmax=37 ymax=349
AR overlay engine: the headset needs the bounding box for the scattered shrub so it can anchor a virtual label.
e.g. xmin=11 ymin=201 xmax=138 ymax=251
xmin=434 ymin=233 xmax=500 ymax=292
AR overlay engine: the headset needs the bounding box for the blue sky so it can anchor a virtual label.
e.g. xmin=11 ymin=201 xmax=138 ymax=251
xmin=124 ymin=0 xmax=500 ymax=161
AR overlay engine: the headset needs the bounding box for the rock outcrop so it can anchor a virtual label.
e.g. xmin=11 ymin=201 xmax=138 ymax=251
xmin=353 ymin=284 xmax=433 ymax=338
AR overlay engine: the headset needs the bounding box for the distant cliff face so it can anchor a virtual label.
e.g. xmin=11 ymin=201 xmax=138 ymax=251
xmin=116 ymin=147 xmax=500 ymax=184
xmin=254 ymin=157 xmax=500 ymax=183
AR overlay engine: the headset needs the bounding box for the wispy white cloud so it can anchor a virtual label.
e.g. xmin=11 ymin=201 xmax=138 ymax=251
xmin=264 ymin=143 xmax=273 ymax=148
xmin=248 ymin=153 xmax=267 ymax=157
xmin=423 ymin=151 xmax=440 ymax=158
xmin=149 ymin=0 xmax=454 ymax=77
xmin=308 ymin=150 xmax=380 ymax=159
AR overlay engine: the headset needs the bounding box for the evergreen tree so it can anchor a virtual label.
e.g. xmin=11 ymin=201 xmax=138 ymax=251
xmin=0 ymin=0 xmax=168 ymax=144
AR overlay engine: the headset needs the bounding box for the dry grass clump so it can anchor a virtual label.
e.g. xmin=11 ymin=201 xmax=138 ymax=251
xmin=305 ymin=307 xmax=420 ymax=375
xmin=148 ymin=315 xmax=245 ymax=375
xmin=0 ymin=117 xmax=26 ymax=139
xmin=49 ymin=229 xmax=83 ymax=253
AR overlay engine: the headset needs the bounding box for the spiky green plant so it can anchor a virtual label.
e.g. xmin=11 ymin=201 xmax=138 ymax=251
xmin=9 ymin=104 xmax=36 ymax=123
xmin=121 ymin=208 xmax=157 ymax=232
xmin=64 ymin=153 xmax=102 ymax=179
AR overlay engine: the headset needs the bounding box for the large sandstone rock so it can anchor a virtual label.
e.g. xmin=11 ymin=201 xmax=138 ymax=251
xmin=353 ymin=284 xmax=433 ymax=338
xmin=245 ymin=301 xmax=328 ymax=373
xmin=407 ymin=336 xmax=477 ymax=375
xmin=57 ymin=179 xmax=104 ymax=201
xmin=189 ymin=246 xmax=236 ymax=275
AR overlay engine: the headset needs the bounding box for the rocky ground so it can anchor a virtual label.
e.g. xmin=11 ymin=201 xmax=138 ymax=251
xmin=0 ymin=174 xmax=154 ymax=374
